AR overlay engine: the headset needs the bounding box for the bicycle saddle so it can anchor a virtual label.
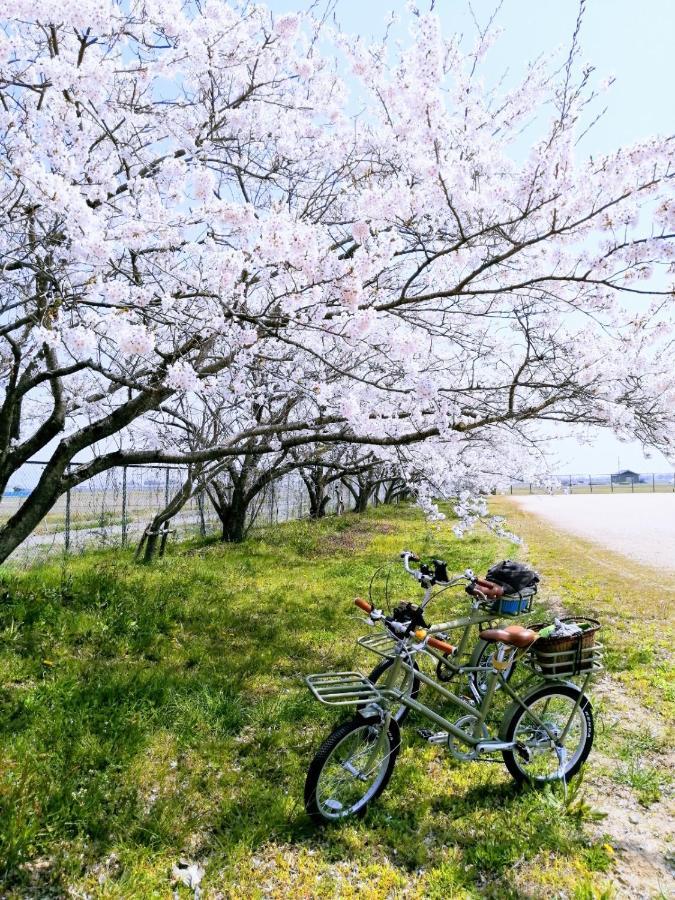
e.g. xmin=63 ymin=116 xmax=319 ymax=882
xmin=478 ymin=624 xmax=539 ymax=649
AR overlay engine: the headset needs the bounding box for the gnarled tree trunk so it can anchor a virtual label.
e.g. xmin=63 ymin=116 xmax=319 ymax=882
xmin=301 ymin=467 xmax=331 ymax=519
xmin=207 ymin=479 xmax=250 ymax=543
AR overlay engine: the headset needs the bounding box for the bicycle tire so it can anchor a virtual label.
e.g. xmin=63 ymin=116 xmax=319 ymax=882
xmin=304 ymin=715 xmax=400 ymax=825
xmin=501 ymin=683 xmax=594 ymax=785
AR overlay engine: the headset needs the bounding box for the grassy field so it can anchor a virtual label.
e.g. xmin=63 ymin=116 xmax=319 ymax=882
xmin=0 ymin=504 xmax=671 ymax=897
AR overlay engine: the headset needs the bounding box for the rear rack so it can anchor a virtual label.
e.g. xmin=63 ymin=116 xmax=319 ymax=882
xmin=525 ymin=641 xmax=604 ymax=679
xmin=305 ymin=671 xmax=384 ymax=707
xmin=357 ymin=632 xmax=398 ymax=660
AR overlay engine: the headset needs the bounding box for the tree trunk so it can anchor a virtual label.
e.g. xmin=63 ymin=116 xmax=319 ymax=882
xmin=383 ymin=478 xmax=407 ymax=505
xmin=301 ymin=466 xmax=332 ymax=520
xmin=219 ymin=500 xmax=249 ymax=542
xmin=208 ymin=479 xmax=250 ymax=543
xmin=137 ymin=468 xmax=197 ymax=563
xmin=353 ymin=480 xmax=374 ymax=513
xmin=310 ymin=492 xmax=330 ymax=519
xmin=0 ymin=448 xmax=72 ymax=563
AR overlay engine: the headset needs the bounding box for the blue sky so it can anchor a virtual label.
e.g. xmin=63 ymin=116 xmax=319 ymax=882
xmin=267 ymin=0 xmax=675 ymax=472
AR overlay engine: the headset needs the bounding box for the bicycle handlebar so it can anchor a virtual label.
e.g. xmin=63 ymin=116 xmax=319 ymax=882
xmin=354 ymin=597 xmax=373 ymax=614
xmin=355 ymin=597 xmax=457 ymax=653
xmin=470 ymin=578 xmax=504 ymax=599
xmin=401 ymin=550 xmax=476 ymax=589
xmin=427 ymin=636 xmax=455 ymax=655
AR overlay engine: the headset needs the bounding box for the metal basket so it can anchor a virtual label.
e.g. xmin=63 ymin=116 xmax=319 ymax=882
xmin=357 ymin=632 xmax=398 ymax=660
xmin=305 ymin=671 xmax=384 ymax=706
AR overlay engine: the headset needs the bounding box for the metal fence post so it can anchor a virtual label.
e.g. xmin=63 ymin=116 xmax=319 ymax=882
xmin=121 ymin=465 xmax=128 ymax=547
xmin=652 ymin=473 xmax=655 ymax=493
xmin=589 ymin=475 xmax=592 ymax=494
xmin=64 ymin=463 xmax=72 ymax=554
xmin=164 ymin=467 xmax=170 ymax=507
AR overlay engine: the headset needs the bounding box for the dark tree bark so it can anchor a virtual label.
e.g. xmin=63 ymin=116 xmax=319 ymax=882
xmin=382 ymin=478 xmax=409 ymax=505
xmin=136 ymin=466 xmax=203 ymax=562
xmin=207 ymin=478 xmax=251 ymax=543
xmin=301 ymin=466 xmax=331 ymax=519
xmin=342 ymin=470 xmax=377 ymax=513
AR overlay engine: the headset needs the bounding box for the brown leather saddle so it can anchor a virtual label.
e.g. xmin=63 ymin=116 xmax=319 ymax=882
xmin=478 ymin=624 xmax=539 ymax=649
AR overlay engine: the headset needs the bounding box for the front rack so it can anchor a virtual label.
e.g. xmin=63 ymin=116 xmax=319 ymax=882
xmin=305 ymin=671 xmax=384 ymax=707
xmin=525 ymin=641 xmax=604 ymax=679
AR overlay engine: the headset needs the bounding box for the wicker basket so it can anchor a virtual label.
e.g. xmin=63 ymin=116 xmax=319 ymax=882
xmin=529 ymin=617 xmax=601 ymax=676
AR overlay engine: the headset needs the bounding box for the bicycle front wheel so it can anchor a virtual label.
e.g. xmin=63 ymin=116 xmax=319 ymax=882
xmin=304 ymin=715 xmax=400 ymax=825
xmin=501 ymin=684 xmax=594 ymax=785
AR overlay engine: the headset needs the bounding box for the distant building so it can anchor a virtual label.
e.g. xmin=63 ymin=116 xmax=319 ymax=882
xmin=611 ymin=469 xmax=640 ymax=484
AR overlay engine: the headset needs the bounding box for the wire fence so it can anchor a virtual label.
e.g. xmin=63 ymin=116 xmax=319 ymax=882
xmin=6 ymin=462 xmax=671 ymax=565
xmin=508 ymin=472 xmax=675 ymax=495
xmin=0 ymin=462 xmax=359 ymax=566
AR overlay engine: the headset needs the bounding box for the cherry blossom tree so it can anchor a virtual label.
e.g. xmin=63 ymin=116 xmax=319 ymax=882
xmin=1 ymin=1 xmax=674 ymax=563
xmin=296 ymin=446 xmax=376 ymax=519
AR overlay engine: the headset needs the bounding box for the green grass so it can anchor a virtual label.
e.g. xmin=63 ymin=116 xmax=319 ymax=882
xmin=0 ymin=504 xmax=648 ymax=897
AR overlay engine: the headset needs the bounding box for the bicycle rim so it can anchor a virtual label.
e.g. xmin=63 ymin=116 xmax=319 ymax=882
xmin=508 ymin=691 xmax=589 ymax=782
xmin=315 ymin=723 xmax=395 ymax=820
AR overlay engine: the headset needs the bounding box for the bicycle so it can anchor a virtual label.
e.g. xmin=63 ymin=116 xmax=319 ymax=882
xmin=360 ymin=551 xmax=538 ymax=722
xmin=304 ymin=594 xmax=601 ymax=824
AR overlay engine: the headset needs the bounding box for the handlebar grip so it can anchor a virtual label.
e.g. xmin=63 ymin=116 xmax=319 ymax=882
xmin=428 ymin=636 xmax=455 ymax=655
xmin=354 ymin=597 xmax=373 ymax=614
xmin=474 ymin=579 xmax=505 ymax=598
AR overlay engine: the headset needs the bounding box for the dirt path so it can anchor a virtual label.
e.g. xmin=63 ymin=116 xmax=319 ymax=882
xmin=512 ymin=494 xmax=675 ymax=572
xmin=535 ymin=597 xmax=674 ymax=896
xmin=585 ymin=675 xmax=674 ymax=898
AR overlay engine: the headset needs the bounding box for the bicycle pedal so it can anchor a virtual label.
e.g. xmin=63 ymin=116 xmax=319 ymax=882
xmin=417 ymin=728 xmax=447 ymax=745
xmin=515 ymin=742 xmax=532 ymax=762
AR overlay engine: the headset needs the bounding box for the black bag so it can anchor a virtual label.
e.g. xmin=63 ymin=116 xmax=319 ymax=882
xmin=485 ymin=560 xmax=539 ymax=595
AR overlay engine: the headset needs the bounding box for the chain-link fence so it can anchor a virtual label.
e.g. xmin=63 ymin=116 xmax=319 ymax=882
xmin=0 ymin=462 xmax=357 ymax=566
xmin=508 ymin=472 xmax=675 ymax=495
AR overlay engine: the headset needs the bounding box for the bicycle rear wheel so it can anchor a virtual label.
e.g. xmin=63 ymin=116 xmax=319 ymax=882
xmin=501 ymin=684 xmax=594 ymax=784
xmin=468 ymin=638 xmax=516 ymax=695
xmin=304 ymin=715 xmax=400 ymax=824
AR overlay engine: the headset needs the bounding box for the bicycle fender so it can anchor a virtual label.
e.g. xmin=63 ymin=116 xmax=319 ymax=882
xmin=498 ymin=679 xmax=581 ymax=741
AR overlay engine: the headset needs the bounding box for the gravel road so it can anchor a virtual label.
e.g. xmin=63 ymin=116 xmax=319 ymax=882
xmin=511 ymin=493 xmax=675 ymax=572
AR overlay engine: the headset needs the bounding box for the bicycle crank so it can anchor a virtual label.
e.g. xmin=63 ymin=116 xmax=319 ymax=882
xmin=446 ymin=715 xmax=489 ymax=761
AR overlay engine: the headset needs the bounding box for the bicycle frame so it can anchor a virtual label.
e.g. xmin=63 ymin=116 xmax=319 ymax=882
xmin=359 ymin=601 xmax=513 ymax=702
xmin=368 ymin=570 xmax=535 ymax=681
xmin=366 ymin=642 xmax=594 ymax=755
